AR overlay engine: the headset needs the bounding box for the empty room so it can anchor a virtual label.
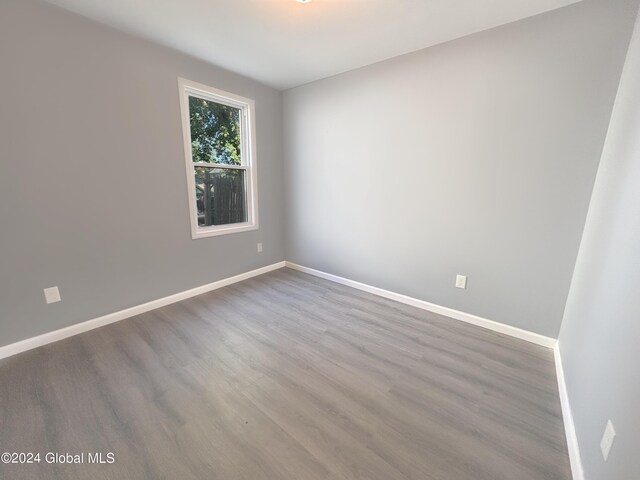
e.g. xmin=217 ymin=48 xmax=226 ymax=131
xmin=1 ymin=0 xmax=639 ymax=479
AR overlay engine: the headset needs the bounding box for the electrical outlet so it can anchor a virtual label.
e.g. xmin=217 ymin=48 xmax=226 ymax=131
xmin=44 ymin=286 xmax=61 ymax=304
xmin=257 ymin=243 xmax=263 ymax=253
xmin=600 ymin=420 xmax=616 ymax=461
xmin=455 ymin=275 xmax=467 ymax=289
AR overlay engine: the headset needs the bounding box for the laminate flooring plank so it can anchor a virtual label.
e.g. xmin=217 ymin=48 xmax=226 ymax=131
xmin=0 ymin=268 xmax=571 ymax=480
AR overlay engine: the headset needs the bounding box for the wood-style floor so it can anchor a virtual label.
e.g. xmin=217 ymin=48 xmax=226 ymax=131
xmin=0 ymin=268 xmax=571 ymax=480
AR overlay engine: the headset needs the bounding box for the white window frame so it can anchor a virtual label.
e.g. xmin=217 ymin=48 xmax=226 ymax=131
xmin=178 ymin=77 xmax=259 ymax=239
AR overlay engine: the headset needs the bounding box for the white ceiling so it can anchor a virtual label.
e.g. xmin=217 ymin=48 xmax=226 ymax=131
xmin=43 ymin=0 xmax=583 ymax=90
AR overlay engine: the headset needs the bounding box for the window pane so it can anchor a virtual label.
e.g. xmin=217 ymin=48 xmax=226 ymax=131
xmin=189 ymin=96 xmax=241 ymax=165
xmin=194 ymin=167 xmax=247 ymax=226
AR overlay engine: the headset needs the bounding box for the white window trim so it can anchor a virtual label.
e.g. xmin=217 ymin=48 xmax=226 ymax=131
xmin=178 ymin=77 xmax=259 ymax=239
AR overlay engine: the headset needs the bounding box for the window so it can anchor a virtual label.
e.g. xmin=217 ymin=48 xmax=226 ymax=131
xmin=178 ymin=78 xmax=258 ymax=238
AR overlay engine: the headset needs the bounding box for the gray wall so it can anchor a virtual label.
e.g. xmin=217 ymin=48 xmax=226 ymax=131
xmin=0 ymin=0 xmax=285 ymax=347
xmin=558 ymin=9 xmax=640 ymax=480
xmin=283 ymin=0 xmax=638 ymax=338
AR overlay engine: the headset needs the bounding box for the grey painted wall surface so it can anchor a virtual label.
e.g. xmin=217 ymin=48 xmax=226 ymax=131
xmin=558 ymin=9 xmax=640 ymax=480
xmin=283 ymin=0 xmax=638 ymax=338
xmin=0 ymin=0 xmax=285 ymax=347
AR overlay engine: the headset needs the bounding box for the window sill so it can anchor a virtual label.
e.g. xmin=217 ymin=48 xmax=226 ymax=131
xmin=191 ymin=222 xmax=258 ymax=239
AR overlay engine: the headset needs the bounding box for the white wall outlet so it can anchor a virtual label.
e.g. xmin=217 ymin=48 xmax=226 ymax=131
xmin=600 ymin=420 xmax=616 ymax=461
xmin=455 ymin=275 xmax=467 ymax=289
xmin=44 ymin=286 xmax=61 ymax=304
xmin=257 ymin=242 xmax=263 ymax=253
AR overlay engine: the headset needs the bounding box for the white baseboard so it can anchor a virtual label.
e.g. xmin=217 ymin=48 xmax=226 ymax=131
xmin=554 ymin=343 xmax=584 ymax=480
xmin=285 ymin=261 xmax=557 ymax=348
xmin=0 ymin=261 xmax=286 ymax=361
xmin=0 ymin=259 xmax=557 ymax=361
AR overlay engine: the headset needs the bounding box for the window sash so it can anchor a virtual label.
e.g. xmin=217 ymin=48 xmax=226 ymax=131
xmin=193 ymin=162 xmax=247 ymax=170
